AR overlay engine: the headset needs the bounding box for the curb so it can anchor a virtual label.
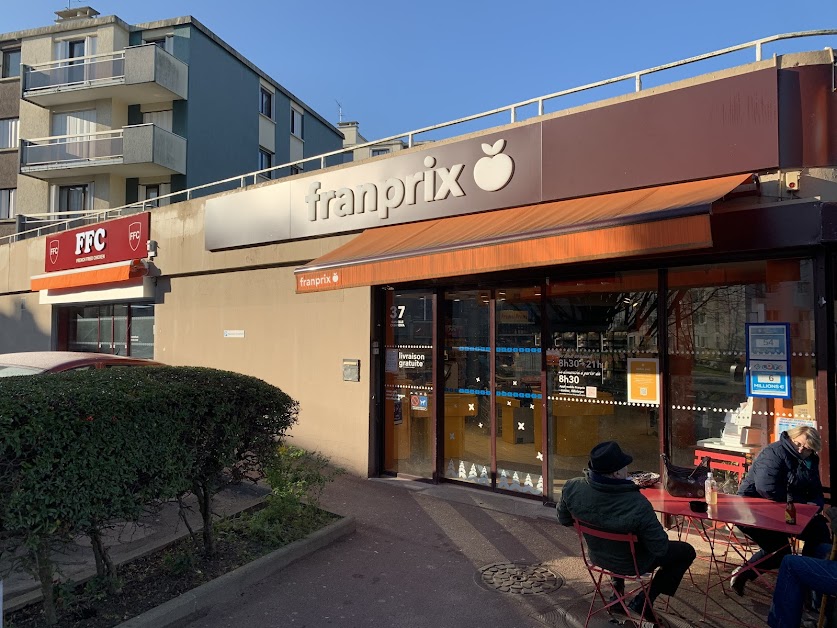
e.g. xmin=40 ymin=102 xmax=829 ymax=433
xmin=115 ymin=515 xmax=356 ymax=628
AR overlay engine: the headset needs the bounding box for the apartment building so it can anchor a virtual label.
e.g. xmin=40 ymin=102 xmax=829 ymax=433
xmin=339 ymin=120 xmax=407 ymax=162
xmin=0 ymin=6 xmax=343 ymax=228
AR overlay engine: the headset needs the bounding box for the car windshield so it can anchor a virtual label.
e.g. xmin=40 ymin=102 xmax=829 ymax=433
xmin=0 ymin=364 xmax=47 ymax=377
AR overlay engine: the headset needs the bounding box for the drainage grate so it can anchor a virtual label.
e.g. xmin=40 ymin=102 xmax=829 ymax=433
xmin=477 ymin=562 xmax=564 ymax=595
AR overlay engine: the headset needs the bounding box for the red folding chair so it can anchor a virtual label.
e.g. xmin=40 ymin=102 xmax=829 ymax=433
xmin=573 ymin=519 xmax=663 ymax=627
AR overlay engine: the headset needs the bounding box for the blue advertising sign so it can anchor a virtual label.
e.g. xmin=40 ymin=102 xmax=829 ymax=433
xmin=746 ymin=323 xmax=791 ymax=399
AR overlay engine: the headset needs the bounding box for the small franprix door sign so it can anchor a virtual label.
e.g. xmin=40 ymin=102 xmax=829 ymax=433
xmin=44 ymin=213 xmax=150 ymax=272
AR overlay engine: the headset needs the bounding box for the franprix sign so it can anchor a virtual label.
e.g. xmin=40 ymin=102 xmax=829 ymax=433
xmin=204 ymin=125 xmax=541 ymax=250
xmin=44 ymin=212 xmax=150 ymax=272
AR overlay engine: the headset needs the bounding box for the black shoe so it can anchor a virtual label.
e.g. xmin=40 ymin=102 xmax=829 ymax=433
xmin=628 ymin=592 xmax=655 ymax=621
xmin=730 ymin=565 xmax=751 ymax=596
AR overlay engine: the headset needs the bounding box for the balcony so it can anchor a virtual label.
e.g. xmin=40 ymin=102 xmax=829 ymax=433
xmin=21 ymin=44 xmax=188 ymax=107
xmin=20 ymin=124 xmax=187 ymax=180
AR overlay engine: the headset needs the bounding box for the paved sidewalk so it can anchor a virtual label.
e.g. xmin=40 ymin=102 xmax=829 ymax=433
xmin=179 ymin=475 xmax=773 ymax=628
xmin=2 ymin=474 xmax=776 ymax=627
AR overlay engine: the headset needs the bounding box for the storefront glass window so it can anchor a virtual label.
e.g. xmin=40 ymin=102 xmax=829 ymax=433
xmin=383 ymin=290 xmax=434 ymax=478
xmin=545 ymin=272 xmax=660 ymax=500
xmin=443 ymin=290 xmax=491 ymax=485
xmin=65 ymin=303 xmax=155 ymax=357
xmin=667 ymin=260 xmax=816 ymax=493
xmin=129 ymin=304 xmax=155 ymax=359
xmin=495 ymin=286 xmax=544 ymax=495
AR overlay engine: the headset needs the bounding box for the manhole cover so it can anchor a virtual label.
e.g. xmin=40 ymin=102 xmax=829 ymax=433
xmin=477 ymin=562 xmax=564 ymax=595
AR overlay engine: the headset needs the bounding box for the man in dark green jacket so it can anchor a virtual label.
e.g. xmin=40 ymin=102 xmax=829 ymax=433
xmin=558 ymin=441 xmax=696 ymax=620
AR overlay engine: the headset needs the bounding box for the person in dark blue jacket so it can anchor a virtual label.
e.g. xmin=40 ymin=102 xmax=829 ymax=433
xmin=730 ymin=426 xmax=831 ymax=595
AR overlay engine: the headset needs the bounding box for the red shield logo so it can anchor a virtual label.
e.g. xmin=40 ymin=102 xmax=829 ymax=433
xmin=128 ymin=222 xmax=142 ymax=252
xmin=48 ymin=240 xmax=60 ymax=265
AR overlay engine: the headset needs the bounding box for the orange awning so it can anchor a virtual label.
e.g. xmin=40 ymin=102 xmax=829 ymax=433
xmin=31 ymin=259 xmax=148 ymax=291
xmin=295 ymin=174 xmax=753 ymax=293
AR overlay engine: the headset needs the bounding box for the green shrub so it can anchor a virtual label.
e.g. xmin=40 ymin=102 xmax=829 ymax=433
xmin=0 ymin=365 xmax=298 ymax=625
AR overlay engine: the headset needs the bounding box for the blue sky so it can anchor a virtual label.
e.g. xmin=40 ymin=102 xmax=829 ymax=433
xmin=4 ymin=1 xmax=837 ymax=141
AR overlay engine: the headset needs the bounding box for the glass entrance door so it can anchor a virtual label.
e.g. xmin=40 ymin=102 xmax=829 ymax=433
xmin=383 ymin=290 xmax=434 ymax=478
xmin=494 ymin=286 xmax=544 ymax=494
xmin=442 ymin=287 xmax=546 ymax=495
xmin=442 ymin=290 xmax=491 ymax=485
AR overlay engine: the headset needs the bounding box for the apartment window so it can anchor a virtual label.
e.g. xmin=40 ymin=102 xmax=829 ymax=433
xmin=371 ymin=148 xmax=390 ymax=157
xmin=0 ymin=117 xmax=18 ymax=149
xmin=145 ymin=185 xmax=160 ymax=208
xmin=0 ymin=188 xmax=15 ymax=219
xmin=258 ymin=148 xmax=273 ymax=179
xmin=139 ymin=182 xmax=170 ymax=208
xmin=1 ymin=48 xmax=21 ymax=78
xmin=58 ymin=184 xmax=89 ymax=214
xmin=145 ymin=36 xmax=174 ymax=54
xmin=142 ymin=109 xmax=173 ymax=133
xmin=259 ymin=87 xmax=273 ymax=119
xmin=68 ymin=39 xmax=85 ymax=61
xmin=291 ymin=107 xmax=303 ymax=139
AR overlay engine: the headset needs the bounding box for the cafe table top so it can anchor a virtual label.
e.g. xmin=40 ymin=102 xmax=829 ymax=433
xmin=640 ymin=485 xmax=819 ymax=535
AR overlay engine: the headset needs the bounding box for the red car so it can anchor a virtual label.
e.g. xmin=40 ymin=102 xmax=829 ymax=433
xmin=0 ymin=351 xmax=161 ymax=377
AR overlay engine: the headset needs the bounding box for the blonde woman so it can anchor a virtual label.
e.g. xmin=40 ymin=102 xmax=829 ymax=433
xmin=731 ymin=426 xmax=830 ymax=596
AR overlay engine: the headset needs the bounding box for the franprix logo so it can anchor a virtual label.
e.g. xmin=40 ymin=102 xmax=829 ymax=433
xmin=305 ymin=138 xmax=515 ymax=222
xmin=128 ymin=222 xmax=142 ymax=252
xmin=48 ymin=240 xmax=60 ymax=265
xmin=473 ymin=139 xmax=514 ymax=192
xmin=298 ymin=271 xmax=340 ymax=290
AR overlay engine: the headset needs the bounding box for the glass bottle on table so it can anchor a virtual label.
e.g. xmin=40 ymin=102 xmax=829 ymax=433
xmin=785 ymin=493 xmax=796 ymax=525
xmin=705 ymin=473 xmax=718 ymax=505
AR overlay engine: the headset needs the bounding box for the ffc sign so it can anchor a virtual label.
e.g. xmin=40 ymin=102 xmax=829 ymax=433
xmin=43 ymin=212 xmax=151 ymax=273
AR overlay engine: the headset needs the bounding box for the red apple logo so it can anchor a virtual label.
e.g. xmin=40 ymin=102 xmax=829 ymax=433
xmin=473 ymin=139 xmax=514 ymax=192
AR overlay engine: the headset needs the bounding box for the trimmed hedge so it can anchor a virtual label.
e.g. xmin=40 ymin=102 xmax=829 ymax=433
xmin=0 ymin=365 xmax=298 ymax=625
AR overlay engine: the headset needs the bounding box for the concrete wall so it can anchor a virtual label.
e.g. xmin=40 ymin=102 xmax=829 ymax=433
xmin=147 ymin=195 xmax=373 ymax=475
xmin=0 ymin=235 xmax=53 ymax=350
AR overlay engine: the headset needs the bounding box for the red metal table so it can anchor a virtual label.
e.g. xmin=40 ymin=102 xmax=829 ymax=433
xmin=641 ymin=486 xmax=819 ymax=625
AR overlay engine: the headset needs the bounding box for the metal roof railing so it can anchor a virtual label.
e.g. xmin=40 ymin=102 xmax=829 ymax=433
xmin=5 ymin=29 xmax=837 ymax=245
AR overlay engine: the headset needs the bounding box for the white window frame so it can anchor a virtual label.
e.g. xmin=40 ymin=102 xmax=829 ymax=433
xmin=52 ymin=182 xmax=93 ymax=215
xmin=51 ymin=108 xmax=96 ymax=139
xmin=139 ymin=182 xmax=170 ymax=208
xmin=144 ymin=35 xmax=174 ymax=55
xmin=1 ymin=48 xmax=21 ymax=79
xmin=0 ymin=188 xmax=15 ymax=219
xmin=258 ymin=148 xmax=273 ymax=179
xmin=259 ymin=86 xmax=274 ymax=120
xmin=0 ymin=117 xmax=19 ymax=149
xmin=290 ymin=104 xmax=303 ymax=139
xmin=142 ymin=109 xmax=173 ymax=132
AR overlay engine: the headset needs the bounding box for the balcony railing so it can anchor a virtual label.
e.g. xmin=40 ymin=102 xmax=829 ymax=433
xmin=23 ymin=52 xmax=125 ymax=93
xmin=21 ymin=45 xmax=188 ymax=105
xmin=19 ymin=124 xmax=187 ymax=179
xmin=21 ymin=129 xmax=123 ymax=169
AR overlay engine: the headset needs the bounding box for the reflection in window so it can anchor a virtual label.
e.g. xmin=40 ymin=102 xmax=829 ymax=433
xmin=444 ymin=290 xmax=491 ymax=486
xmin=383 ymin=290 xmax=434 ymax=478
xmin=667 ymin=260 xmax=816 ymax=492
xmin=545 ymin=272 xmax=659 ymax=499
xmin=64 ymin=303 xmax=155 ymax=358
